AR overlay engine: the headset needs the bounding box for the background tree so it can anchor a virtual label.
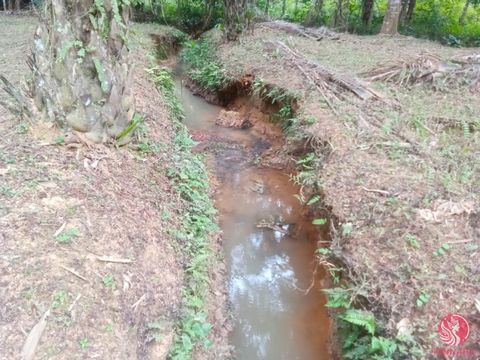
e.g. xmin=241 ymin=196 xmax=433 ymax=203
xmin=381 ymin=0 xmax=402 ymax=34
xmin=223 ymin=0 xmax=247 ymax=41
xmin=459 ymin=0 xmax=472 ymax=24
xmin=27 ymin=0 xmax=136 ymax=142
xmin=405 ymin=0 xmax=416 ymax=22
xmin=304 ymin=0 xmax=324 ymax=26
xmin=361 ymin=0 xmax=374 ymax=25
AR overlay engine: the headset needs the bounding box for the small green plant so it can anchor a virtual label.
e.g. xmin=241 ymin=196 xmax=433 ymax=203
xmin=55 ymin=227 xmax=79 ymax=244
xmin=79 ymin=337 xmax=89 ymax=349
xmin=416 ymin=292 xmax=431 ymax=307
xmin=16 ymin=122 xmax=29 ymax=134
xmin=312 ymin=218 xmax=327 ymax=225
xmin=316 ymin=247 xmax=331 ymax=255
xmin=52 ymin=290 xmax=67 ymax=309
xmin=324 ymin=286 xmax=421 ymax=358
xmin=433 ymin=243 xmax=450 ymax=256
xmin=342 ymin=223 xmax=353 ymax=236
xmin=105 ymin=323 xmax=114 ymax=333
xmin=307 ymin=195 xmax=321 ymax=205
xmin=404 ymin=234 xmax=420 ymax=249
xmin=54 ymin=134 xmax=65 ymax=145
xmin=102 ymin=274 xmax=115 ymax=288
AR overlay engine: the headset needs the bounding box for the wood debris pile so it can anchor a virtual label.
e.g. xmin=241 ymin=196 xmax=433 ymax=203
xmin=364 ymin=53 xmax=480 ymax=91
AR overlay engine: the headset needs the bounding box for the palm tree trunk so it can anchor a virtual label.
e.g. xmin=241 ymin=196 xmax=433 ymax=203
xmin=381 ymin=0 xmax=402 ymax=34
xmin=28 ymin=0 xmax=135 ymax=142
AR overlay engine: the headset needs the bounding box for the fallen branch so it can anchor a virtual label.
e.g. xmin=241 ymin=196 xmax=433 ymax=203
xmin=260 ymin=20 xmax=340 ymax=40
xmin=274 ymin=41 xmax=384 ymax=101
xmin=60 ymin=265 xmax=89 ymax=282
xmin=96 ymin=255 xmax=134 ymax=264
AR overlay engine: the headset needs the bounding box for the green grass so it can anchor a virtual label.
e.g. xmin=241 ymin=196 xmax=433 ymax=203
xmin=149 ymin=65 xmax=217 ymax=359
xmin=181 ymin=38 xmax=231 ymax=91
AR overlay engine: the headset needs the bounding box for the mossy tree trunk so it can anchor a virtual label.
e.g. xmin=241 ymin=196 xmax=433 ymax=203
xmin=29 ymin=0 xmax=135 ymax=143
xmin=381 ymin=0 xmax=402 ymax=34
xmin=223 ymin=0 xmax=247 ymax=41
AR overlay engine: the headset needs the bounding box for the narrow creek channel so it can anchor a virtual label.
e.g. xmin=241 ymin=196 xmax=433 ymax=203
xmin=174 ymin=67 xmax=332 ymax=360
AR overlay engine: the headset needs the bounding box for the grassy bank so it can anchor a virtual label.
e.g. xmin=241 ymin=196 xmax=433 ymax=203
xmin=148 ymin=65 xmax=219 ymax=359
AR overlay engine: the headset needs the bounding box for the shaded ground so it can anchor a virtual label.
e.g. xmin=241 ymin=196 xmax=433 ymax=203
xmin=207 ymin=25 xmax=480 ymax=356
xmin=0 ymin=17 xmax=229 ymax=359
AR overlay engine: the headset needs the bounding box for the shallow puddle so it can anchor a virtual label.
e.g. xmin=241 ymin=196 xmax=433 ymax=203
xmin=175 ymin=72 xmax=332 ymax=360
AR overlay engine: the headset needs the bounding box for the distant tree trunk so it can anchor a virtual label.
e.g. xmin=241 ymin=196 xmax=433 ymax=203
xmin=201 ymin=0 xmax=217 ymax=31
xmin=381 ymin=0 xmax=402 ymax=34
xmin=361 ymin=0 xmax=374 ymax=25
xmin=459 ymin=0 xmax=471 ymax=25
xmin=223 ymin=0 xmax=247 ymax=41
xmin=265 ymin=0 xmax=269 ymax=15
xmin=27 ymin=0 xmax=135 ymax=142
xmin=14 ymin=0 xmax=19 ymax=10
xmin=2 ymin=0 xmax=6 ymax=11
xmin=305 ymin=0 xmax=324 ymax=26
xmin=406 ymin=0 xmax=416 ymax=21
xmin=334 ymin=0 xmax=347 ymax=29
xmin=281 ymin=0 xmax=286 ymax=17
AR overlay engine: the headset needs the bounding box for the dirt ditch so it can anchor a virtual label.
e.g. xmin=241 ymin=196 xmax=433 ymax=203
xmin=171 ymin=59 xmax=338 ymax=359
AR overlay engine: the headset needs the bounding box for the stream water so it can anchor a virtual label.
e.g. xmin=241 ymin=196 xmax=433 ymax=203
xmin=175 ymin=73 xmax=332 ymax=360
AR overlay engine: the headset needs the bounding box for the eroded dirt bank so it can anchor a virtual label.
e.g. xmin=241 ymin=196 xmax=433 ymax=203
xmin=181 ymin=25 xmax=480 ymax=357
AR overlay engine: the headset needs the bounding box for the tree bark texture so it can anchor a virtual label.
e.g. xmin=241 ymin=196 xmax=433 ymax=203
xmin=381 ymin=0 xmax=402 ymax=34
xmin=223 ymin=0 xmax=247 ymax=41
xmin=28 ymin=0 xmax=134 ymax=143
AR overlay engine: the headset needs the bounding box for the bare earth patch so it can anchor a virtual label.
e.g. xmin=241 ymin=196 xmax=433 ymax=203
xmin=0 ymin=17 xmax=229 ymax=359
xmin=210 ymin=25 xmax=480 ymax=355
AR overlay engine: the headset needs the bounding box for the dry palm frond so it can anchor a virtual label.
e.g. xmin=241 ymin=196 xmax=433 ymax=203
xmin=364 ymin=53 xmax=480 ymax=91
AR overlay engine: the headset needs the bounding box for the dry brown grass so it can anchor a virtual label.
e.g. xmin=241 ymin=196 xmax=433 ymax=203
xmin=212 ymin=26 xmax=480 ymax=355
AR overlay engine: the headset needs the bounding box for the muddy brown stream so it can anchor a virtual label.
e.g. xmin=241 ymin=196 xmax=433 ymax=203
xmin=175 ymin=72 xmax=332 ymax=360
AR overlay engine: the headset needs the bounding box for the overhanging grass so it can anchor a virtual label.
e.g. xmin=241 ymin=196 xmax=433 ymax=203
xmin=148 ymin=65 xmax=217 ymax=359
